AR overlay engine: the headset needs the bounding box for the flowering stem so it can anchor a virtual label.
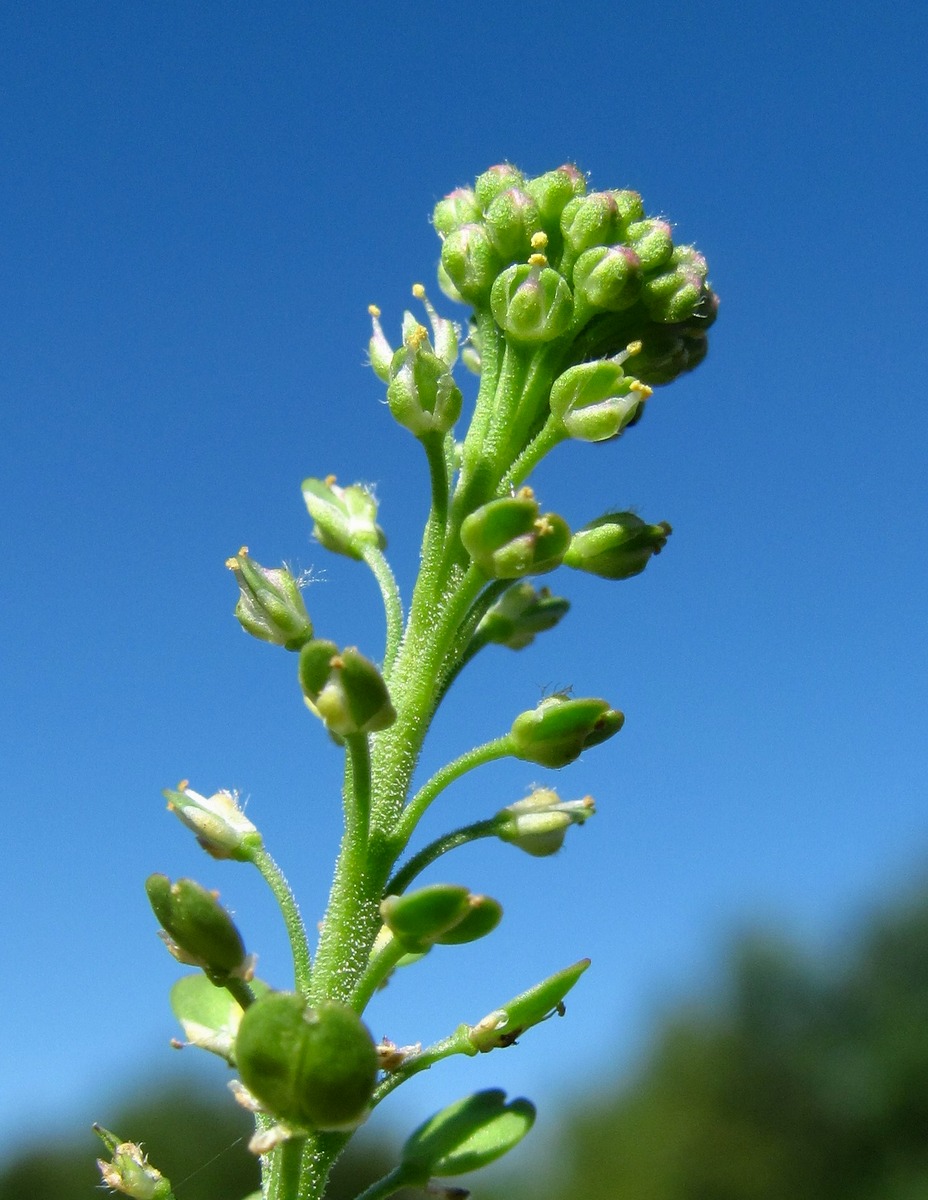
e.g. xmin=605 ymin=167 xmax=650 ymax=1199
xmin=371 ymin=1026 xmax=475 ymax=1106
xmin=352 ymin=1166 xmax=413 ymax=1200
xmin=269 ymin=1137 xmax=305 ymax=1200
xmin=362 ymin=546 xmax=404 ymax=677
xmin=502 ymin=413 xmax=567 ymax=492
xmin=385 ymin=819 xmax=499 ymax=896
xmin=350 ymin=934 xmax=408 ymax=1013
xmin=248 ymin=846 xmax=313 ymax=993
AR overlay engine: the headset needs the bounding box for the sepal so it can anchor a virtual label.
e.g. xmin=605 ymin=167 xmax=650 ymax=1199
xmin=496 ymin=788 xmax=595 ymax=856
xmin=476 ymin=582 xmax=570 ymax=649
xmin=548 ymin=355 xmax=650 ymax=442
xmin=298 ymin=639 xmax=396 ymax=736
xmin=380 ymin=884 xmax=502 ymax=952
xmin=460 ymin=491 xmax=570 ymax=580
xmin=225 ymin=547 xmax=313 ymax=650
xmin=302 ymin=476 xmax=386 ymax=560
xmin=94 ymin=1126 xmax=173 ymax=1200
xmin=563 ymin=512 xmax=671 ymax=579
xmin=490 ymin=262 xmax=573 ymax=343
xmin=510 ymin=695 xmax=624 ymax=767
xmin=163 ymin=784 xmax=261 ymax=861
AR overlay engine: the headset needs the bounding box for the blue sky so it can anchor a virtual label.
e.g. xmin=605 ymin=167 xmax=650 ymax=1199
xmin=2 ymin=0 xmax=927 ymax=1174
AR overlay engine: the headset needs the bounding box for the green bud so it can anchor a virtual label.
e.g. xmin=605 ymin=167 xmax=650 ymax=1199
xmin=380 ymin=884 xmax=473 ymax=952
xmin=467 ymin=959 xmax=590 ymax=1052
xmin=548 ymin=355 xmax=650 ymax=442
xmin=626 ymin=218 xmax=674 ymax=272
xmin=476 ymin=581 xmax=570 ymax=650
xmin=298 ymin=639 xmax=396 ymax=736
xmin=608 ymin=188 xmax=646 ymax=229
xmin=367 ymin=304 xmax=394 ymax=382
xmin=484 ymin=187 xmax=542 ymax=262
xmin=564 ymin=512 xmax=671 ymax=580
xmin=572 ymin=245 xmax=642 ymax=313
xmin=433 ymin=187 xmax=482 ymax=237
xmin=524 ymin=165 xmax=587 ymax=233
xmin=95 ymin=1126 xmax=173 ymax=1200
xmin=225 ymin=547 xmax=313 ymax=651
xmin=235 ymin=993 xmax=378 ymax=1131
xmin=474 ymin=163 xmax=525 ymax=209
xmin=490 ymin=262 xmax=573 ymax=344
xmin=401 ymin=1089 xmax=536 ymax=1182
xmin=560 ymin=192 xmax=623 ymax=259
xmin=510 ymin=695 xmax=624 ymax=768
xmin=164 ymin=783 xmax=261 ymax=861
xmin=387 ymin=324 xmax=463 ymax=438
xmin=145 ymin=874 xmax=249 ymax=978
xmin=496 ymin=788 xmax=595 ymax=857
xmin=460 ymin=491 xmax=571 ymax=580
xmin=302 ymin=477 xmax=385 ymax=561
xmin=632 ymin=301 xmax=716 ymax=384
xmin=440 ymin=224 xmax=503 ymax=306
xmin=641 ymin=245 xmax=710 ymax=323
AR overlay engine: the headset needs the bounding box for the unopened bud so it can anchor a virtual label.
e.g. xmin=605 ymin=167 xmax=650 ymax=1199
xmin=549 ymin=356 xmax=650 ymax=442
xmin=94 ymin=1126 xmax=172 ymax=1200
xmin=572 ymin=245 xmax=642 ymax=313
xmin=524 ymin=165 xmax=587 ymax=234
xmin=510 ymin=695 xmax=624 ymax=768
xmin=440 ymin=224 xmax=503 ymax=306
xmin=560 ymin=192 xmax=623 ymax=259
xmin=477 ymin=582 xmax=570 ymax=650
xmin=490 ymin=263 xmax=573 ymax=343
xmin=564 ymin=512 xmax=671 ymax=580
xmin=484 ymin=188 xmax=542 ymax=262
xmin=380 ymin=884 xmax=502 ymax=952
xmin=641 ymin=245 xmax=710 ymax=323
xmin=226 ymin=547 xmax=313 ymax=651
xmin=298 ymin=640 xmax=395 ymax=737
xmin=474 ymin=163 xmax=525 ymax=209
xmin=496 ymin=788 xmax=595 ymax=856
xmin=164 ymin=784 xmax=261 ymax=861
xmin=302 ymin=477 xmax=386 ymax=560
xmin=460 ymin=492 xmax=571 ymax=580
xmin=433 ymin=187 xmax=482 ymax=237
xmin=145 ymin=874 xmax=249 ymax=978
xmin=626 ymin=218 xmax=674 ymax=272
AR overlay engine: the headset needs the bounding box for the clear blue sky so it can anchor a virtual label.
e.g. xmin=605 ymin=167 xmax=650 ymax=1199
xmin=2 ymin=0 xmax=926 ymax=1172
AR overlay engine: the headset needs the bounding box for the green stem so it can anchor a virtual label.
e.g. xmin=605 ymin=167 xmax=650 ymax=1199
xmin=212 ymin=974 xmax=256 ymax=1011
xmin=345 ymin=733 xmax=373 ymax=844
xmin=393 ymin=735 xmax=513 ymax=852
xmin=385 ymin=819 xmax=499 ymax=896
xmin=353 ymin=1166 xmax=415 ymax=1200
xmin=502 ymin=414 xmax=568 ymax=492
xmin=362 ymin=546 xmax=404 ymax=678
xmin=295 ymin=1131 xmax=351 ymax=1200
xmin=458 ymin=309 xmax=504 ymax=491
xmin=267 ymin=1137 xmax=305 ymax=1200
xmin=372 ymin=1026 xmax=476 ymax=1106
xmin=350 ymin=933 xmax=409 ymax=1013
xmin=248 ymin=846 xmax=313 ymax=994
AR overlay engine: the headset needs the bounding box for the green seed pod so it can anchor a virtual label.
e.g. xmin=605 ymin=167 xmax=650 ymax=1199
xmin=484 ymin=187 xmax=542 ymax=262
xmin=549 ymin=358 xmax=649 ymax=443
xmin=433 ymin=187 xmax=482 ymax=237
xmin=467 ymin=959 xmax=590 ymax=1052
xmin=387 ymin=324 xmax=463 ymax=438
xmin=380 ymin=884 xmax=473 ymax=952
xmin=510 ymin=695 xmax=624 ymax=768
xmin=564 ymin=512 xmax=671 ymax=580
xmin=302 ymin=477 xmax=386 ymax=561
xmin=474 ymin=163 xmax=525 ymax=210
xmin=476 ymin=582 xmax=570 ymax=650
xmin=225 ymin=547 xmax=313 ymax=651
xmin=572 ymin=245 xmax=642 ymax=313
xmin=298 ymin=640 xmax=395 ymax=737
xmin=490 ymin=263 xmax=573 ymax=344
xmin=401 ymin=1089 xmax=536 ymax=1182
xmin=145 ymin=874 xmax=247 ymax=978
xmin=440 ymin=224 xmax=503 ymax=306
xmin=460 ymin=492 xmax=571 ymax=580
xmin=434 ymin=894 xmax=503 ymax=946
xmin=235 ymin=993 xmax=378 ymax=1131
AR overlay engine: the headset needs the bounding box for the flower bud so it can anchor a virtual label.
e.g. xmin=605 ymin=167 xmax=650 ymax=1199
xmin=225 ymin=547 xmax=313 ymax=651
xmin=490 ymin=263 xmax=573 ymax=343
xmin=524 ymin=165 xmax=587 ymax=233
xmin=440 ymin=224 xmax=503 ymax=306
xmin=387 ymin=323 xmax=463 ymax=438
xmin=433 ymin=187 xmax=482 ymax=237
xmin=484 ymin=188 xmax=542 ymax=262
xmin=164 ymin=784 xmax=261 ymax=861
xmin=466 ymin=958 xmax=590 ymax=1052
xmin=146 ymin=874 xmax=249 ymax=977
xmin=564 ymin=512 xmax=671 ymax=580
xmin=626 ymin=218 xmax=674 ymax=272
xmin=496 ymin=788 xmax=595 ymax=857
xmin=572 ymin=245 xmax=642 ymax=313
xmin=380 ymin=884 xmax=502 ymax=952
xmin=400 ymin=1090 xmax=536 ymax=1182
xmin=510 ymin=696 xmax=624 ymax=768
xmin=548 ymin=356 xmax=650 ymax=442
xmin=302 ymin=477 xmax=385 ymax=560
xmin=560 ymin=192 xmax=623 ymax=259
xmin=641 ymin=245 xmax=710 ymax=323
xmin=460 ymin=491 xmax=571 ymax=580
xmin=298 ymin=639 xmax=396 ymax=736
xmin=474 ymin=163 xmax=525 ymax=209
xmin=235 ymin=993 xmax=378 ymax=1131
xmin=608 ymin=189 xmax=646 ymax=229
xmin=95 ymin=1127 xmax=172 ymax=1200
xmin=477 ymin=582 xmax=570 ymax=650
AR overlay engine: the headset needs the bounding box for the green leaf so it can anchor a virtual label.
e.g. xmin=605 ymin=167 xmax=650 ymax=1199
xmin=169 ymin=973 xmax=268 ymax=1062
xmin=401 ymin=1089 xmax=536 ymax=1180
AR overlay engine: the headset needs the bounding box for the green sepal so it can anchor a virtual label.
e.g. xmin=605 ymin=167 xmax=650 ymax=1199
xmin=510 ymin=695 xmax=624 ymax=768
xmin=400 ymin=1089 xmax=536 ymax=1181
xmin=524 ymin=165 xmax=587 ymax=237
xmin=169 ymin=972 xmax=269 ymax=1062
xmin=572 ymin=245 xmax=642 ymax=313
xmin=298 ymin=640 xmax=396 ymax=736
xmin=640 ymin=245 xmax=710 ymax=323
xmin=563 ymin=512 xmax=671 ymax=580
xmin=496 ymin=788 xmax=595 ymax=857
xmin=460 ymin=493 xmax=571 ymax=580
xmin=94 ymin=1125 xmax=174 ymax=1200
xmin=433 ymin=187 xmax=482 ymax=237
xmin=226 ymin=547 xmax=314 ymax=651
xmin=302 ymin=477 xmax=386 ymax=560
xmin=627 ymin=218 xmax=674 ymax=272
xmin=163 ymin=785 xmax=262 ymax=861
xmin=387 ymin=326 xmax=462 ymax=438
xmin=145 ymin=875 xmax=247 ymax=978
xmin=467 ymin=959 xmax=590 ymax=1052
xmin=440 ymin=224 xmax=502 ymax=306
xmin=560 ymin=192 xmax=624 ymax=259
xmin=476 ymin=582 xmax=570 ymax=649
xmin=490 ymin=263 xmax=573 ymax=344
xmin=484 ymin=187 xmax=542 ymax=262
xmin=548 ymin=359 xmax=648 ymax=443
xmin=235 ymin=993 xmax=378 ymax=1131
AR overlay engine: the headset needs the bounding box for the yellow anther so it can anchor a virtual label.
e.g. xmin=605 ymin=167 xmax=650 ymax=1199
xmin=368 ymin=304 xmax=381 ymax=318
xmin=528 ymin=252 xmax=548 ymax=267
xmin=177 ymin=779 xmax=190 ymax=791
xmin=517 ymin=486 xmax=535 ymax=500
xmin=325 ymin=474 xmax=337 ymax=486
xmin=630 ymin=381 xmax=653 ymax=398
xmin=531 ymin=231 xmax=548 ymax=251
xmin=626 ymin=340 xmax=642 ymax=356
xmin=407 ymin=323 xmax=429 ymax=347
xmin=412 ymin=282 xmax=426 ymax=298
